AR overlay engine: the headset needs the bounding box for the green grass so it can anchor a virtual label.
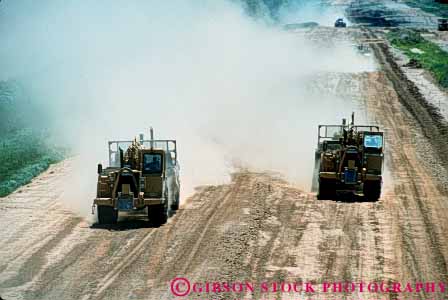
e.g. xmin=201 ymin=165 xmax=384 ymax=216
xmin=404 ymin=0 xmax=448 ymax=18
xmin=0 ymin=81 xmax=67 ymax=197
xmin=0 ymin=129 xmax=66 ymax=197
xmin=387 ymin=30 xmax=448 ymax=88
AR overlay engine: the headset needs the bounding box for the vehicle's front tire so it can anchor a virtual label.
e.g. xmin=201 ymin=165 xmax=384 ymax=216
xmin=363 ymin=180 xmax=381 ymax=202
xmin=317 ymin=179 xmax=335 ymax=200
xmin=148 ymin=203 xmax=169 ymax=225
xmin=97 ymin=206 xmax=118 ymax=225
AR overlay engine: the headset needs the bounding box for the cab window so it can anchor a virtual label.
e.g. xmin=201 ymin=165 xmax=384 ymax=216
xmin=143 ymin=153 xmax=163 ymax=174
xmin=325 ymin=142 xmax=342 ymax=151
xmin=364 ymin=135 xmax=383 ymax=149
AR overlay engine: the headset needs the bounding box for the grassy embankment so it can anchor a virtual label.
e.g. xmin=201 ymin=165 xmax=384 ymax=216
xmin=404 ymin=0 xmax=448 ymax=18
xmin=387 ymin=30 xmax=448 ymax=88
xmin=0 ymin=81 xmax=66 ymax=197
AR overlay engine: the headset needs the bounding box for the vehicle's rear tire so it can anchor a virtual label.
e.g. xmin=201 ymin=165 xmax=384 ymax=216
xmin=171 ymin=192 xmax=180 ymax=211
xmin=311 ymin=154 xmax=321 ymax=193
xmin=317 ymin=179 xmax=335 ymax=200
xmin=97 ymin=206 xmax=118 ymax=225
xmin=363 ymin=180 xmax=381 ymax=202
xmin=148 ymin=204 xmax=169 ymax=225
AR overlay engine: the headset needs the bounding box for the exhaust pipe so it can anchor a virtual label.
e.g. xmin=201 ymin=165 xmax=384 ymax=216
xmin=150 ymin=127 xmax=154 ymax=149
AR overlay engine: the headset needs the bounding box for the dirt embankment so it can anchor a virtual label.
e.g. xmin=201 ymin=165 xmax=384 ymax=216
xmin=346 ymin=0 xmax=437 ymax=28
xmin=365 ymin=29 xmax=448 ymax=191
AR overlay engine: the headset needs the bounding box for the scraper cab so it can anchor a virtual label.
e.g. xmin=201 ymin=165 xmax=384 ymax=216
xmin=312 ymin=113 xmax=384 ymax=201
xmin=93 ymin=128 xmax=180 ymax=225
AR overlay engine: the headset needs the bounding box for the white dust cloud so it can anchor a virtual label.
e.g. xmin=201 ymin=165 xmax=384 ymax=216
xmin=0 ymin=1 xmax=375 ymax=217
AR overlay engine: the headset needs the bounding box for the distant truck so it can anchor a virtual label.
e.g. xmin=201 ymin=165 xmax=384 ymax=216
xmin=335 ymin=18 xmax=347 ymax=28
xmin=439 ymin=19 xmax=448 ymax=31
xmin=313 ymin=113 xmax=384 ymax=201
xmin=93 ymin=128 xmax=180 ymax=225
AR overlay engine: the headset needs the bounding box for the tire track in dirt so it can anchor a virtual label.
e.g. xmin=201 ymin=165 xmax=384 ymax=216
xmin=0 ymin=217 xmax=82 ymax=290
xmin=82 ymin=229 xmax=157 ymax=300
xmin=148 ymin=173 xmax=255 ymax=299
xmin=360 ymin=65 xmax=448 ymax=299
xmin=179 ymin=186 xmax=236 ymax=275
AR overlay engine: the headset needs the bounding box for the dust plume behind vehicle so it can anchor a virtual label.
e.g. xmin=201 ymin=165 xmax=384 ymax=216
xmin=0 ymin=1 xmax=375 ymax=218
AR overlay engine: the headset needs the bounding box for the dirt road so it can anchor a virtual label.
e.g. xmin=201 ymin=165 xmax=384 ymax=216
xmin=1 ymin=27 xmax=448 ymax=300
